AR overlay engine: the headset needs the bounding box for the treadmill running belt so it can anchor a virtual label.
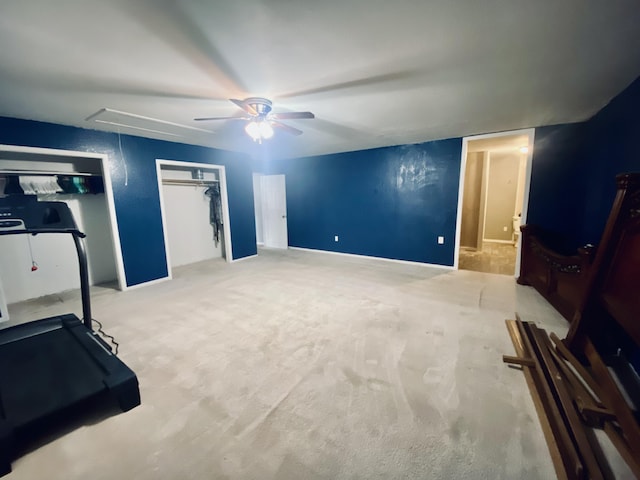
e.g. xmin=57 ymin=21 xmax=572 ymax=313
xmin=0 ymin=328 xmax=106 ymax=426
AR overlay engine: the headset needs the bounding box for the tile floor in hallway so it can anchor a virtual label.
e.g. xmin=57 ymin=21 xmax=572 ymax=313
xmin=458 ymin=241 xmax=517 ymax=276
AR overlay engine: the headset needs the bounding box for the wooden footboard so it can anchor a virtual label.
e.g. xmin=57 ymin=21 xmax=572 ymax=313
xmin=517 ymin=224 xmax=595 ymax=322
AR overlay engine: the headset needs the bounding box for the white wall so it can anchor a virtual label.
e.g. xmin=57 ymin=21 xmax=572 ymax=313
xmin=253 ymin=173 xmax=264 ymax=245
xmin=460 ymin=152 xmax=483 ymax=248
xmin=514 ymin=153 xmax=527 ymax=217
xmin=0 ymin=194 xmax=118 ymax=303
xmin=484 ymin=152 xmax=520 ymax=241
xmin=0 ymin=274 xmax=8 ymax=322
xmin=161 ymin=167 xmax=221 ymax=268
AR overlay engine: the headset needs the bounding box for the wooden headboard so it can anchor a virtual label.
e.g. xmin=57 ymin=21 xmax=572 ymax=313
xmin=567 ymin=173 xmax=640 ymax=347
xmin=563 ymin=172 xmax=640 ymax=465
xmin=598 ymin=190 xmax=640 ymax=346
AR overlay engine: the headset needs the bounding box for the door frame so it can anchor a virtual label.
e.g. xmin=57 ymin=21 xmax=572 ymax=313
xmin=453 ymin=128 xmax=535 ymax=277
xmin=156 ymin=159 xmax=233 ymax=280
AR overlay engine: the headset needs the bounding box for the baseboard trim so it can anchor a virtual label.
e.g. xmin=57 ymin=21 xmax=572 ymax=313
xmin=483 ymin=239 xmax=514 ymax=244
xmin=288 ymin=247 xmax=454 ymax=270
xmin=125 ymin=275 xmax=171 ymax=291
xmin=232 ymin=254 xmax=258 ymax=263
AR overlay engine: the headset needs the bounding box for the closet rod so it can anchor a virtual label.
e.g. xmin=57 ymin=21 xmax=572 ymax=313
xmin=0 ymin=170 xmax=95 ymax=177
xmin=161 ymin=179 xmax=219 ymax=186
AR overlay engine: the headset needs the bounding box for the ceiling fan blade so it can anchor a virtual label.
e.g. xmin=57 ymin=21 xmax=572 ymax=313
xmin=120 ymin=1 xmax=248 ymax=93
xmin=230 ymin=98 xmax=258 ymax=116
xmin=270 ymin=111 xmax=315 ymax=120
xmin=194 ymin=116 xmax=249 ymax=121
xmin=278 ymin=70 xmax=421 ymax=98
xmin=272 ymin=121 xmax=303 ymax=136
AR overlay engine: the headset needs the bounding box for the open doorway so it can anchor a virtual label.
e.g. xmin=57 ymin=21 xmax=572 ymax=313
xmin=455 ymin=129 xmax=534 ymax=276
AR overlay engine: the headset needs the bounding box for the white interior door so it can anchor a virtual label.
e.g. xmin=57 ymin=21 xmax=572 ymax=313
xmin=261 ymin=174 xmax=288 ymax=249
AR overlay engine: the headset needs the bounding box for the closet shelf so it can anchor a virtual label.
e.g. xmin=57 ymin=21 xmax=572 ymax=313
xmin=161 ymin=179 xmax=219 ymax=187
xmin=0 ymin=171 xmax=104 ymax=195
xmin=0 ymin=170 xmax=95 ymax=177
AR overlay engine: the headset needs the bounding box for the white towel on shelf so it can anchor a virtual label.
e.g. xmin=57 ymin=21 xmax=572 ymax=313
xmin=18 ymin=176 xmax=62 ymax=194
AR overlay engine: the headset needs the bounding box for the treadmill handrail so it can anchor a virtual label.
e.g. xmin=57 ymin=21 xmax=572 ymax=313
xmin=0 ymin=229 xmax=86 ymax=238
xmin=0 ymin=228 xmax=92 ymax=329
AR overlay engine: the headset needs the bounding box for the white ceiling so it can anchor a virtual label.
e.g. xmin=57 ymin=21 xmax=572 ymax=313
xmin=0 ymin=0 xmax=639 ymax=160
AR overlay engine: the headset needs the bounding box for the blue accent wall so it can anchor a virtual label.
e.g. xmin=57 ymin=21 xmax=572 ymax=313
xmin=525 ymin=76 xmax=640 ymax=248
xmin=253 ymin=77 xmax=639 ymax=268
xmin=580 ymin=76 xmax=640 ymax=244
xmin=579 ymin=75 xmax=640 ymax=372
xmin=527 ymin=122 xmax=588 ymax=243
xmin=262 ymin=139 xmax=463 ymax=266
xmin=0 ymin=117 xmax=257 ymax=286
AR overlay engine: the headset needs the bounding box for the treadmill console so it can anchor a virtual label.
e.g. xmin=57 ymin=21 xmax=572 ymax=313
xmin=0 ymin=219 xmax=25 ymax=231
xmin=0 ymin=196 xmax=78 ymax=233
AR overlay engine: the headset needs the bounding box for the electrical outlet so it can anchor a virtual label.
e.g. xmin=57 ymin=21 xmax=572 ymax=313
xmin=334 ymin=235 xmax=339 ymax=242
xmin=503 ymin=226 xmax=508 ymax=232
xmin=437 ymin=236 xmax=444 ymax=245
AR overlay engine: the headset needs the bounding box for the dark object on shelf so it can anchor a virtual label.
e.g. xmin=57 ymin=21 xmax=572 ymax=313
xmin=0 ymin=197 xmax=140 ymax=477
xmin=0 ymin=171 xmax=104 ymax=195
xmin=56 ymin=175 xmax=104 ymax=194
xmin=517 ymin=224 xmax=596 ymax=322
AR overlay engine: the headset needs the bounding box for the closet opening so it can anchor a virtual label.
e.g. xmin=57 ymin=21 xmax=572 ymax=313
xmin=0 ymin=144 xmax=125 ymax=324
xmin=156 ymin=159 xmax=232 ymax=278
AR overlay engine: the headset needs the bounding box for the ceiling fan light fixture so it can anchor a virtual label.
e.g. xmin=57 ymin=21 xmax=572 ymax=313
xmin=245 ymin=119 xmax=273 ymax=142
xmin=259 ymin=121 xmax=274 ymax=139
xmin=195 ymin=98 xmax=313 ymax=141
xmin=245 ymin=120 xmax=261 ymax=141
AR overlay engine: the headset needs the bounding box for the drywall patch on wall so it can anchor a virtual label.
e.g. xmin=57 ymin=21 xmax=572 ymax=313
xmin=395 ymin=150 xmax=440 ymax=191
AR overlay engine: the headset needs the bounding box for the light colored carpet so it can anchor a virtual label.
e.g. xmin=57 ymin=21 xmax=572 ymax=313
xmin=5 ymin=248 xmax=570 ymax=479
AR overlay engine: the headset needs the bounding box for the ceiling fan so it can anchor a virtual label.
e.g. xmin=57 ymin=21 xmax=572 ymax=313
xmin=194 ymin=97 xmax=314 ymax=142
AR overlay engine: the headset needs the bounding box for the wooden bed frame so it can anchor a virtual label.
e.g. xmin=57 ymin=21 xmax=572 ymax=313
xmin=517 ymin=225 xmax=596 ymax=322
xmin=504 ymin=173 xmax=640 ymax=478
xmin=564 ymin=173 xmax=640 ymax=468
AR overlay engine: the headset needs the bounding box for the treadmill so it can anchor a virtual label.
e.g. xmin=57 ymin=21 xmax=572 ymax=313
xmin=0 ymin=195 xmax=140 ymax=476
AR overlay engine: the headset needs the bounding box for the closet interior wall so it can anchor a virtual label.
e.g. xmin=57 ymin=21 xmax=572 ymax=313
xmin=160 ymin=165 xmax=222 ymax=269
xmin=0 ymin=154 xmax=119 ymax=305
